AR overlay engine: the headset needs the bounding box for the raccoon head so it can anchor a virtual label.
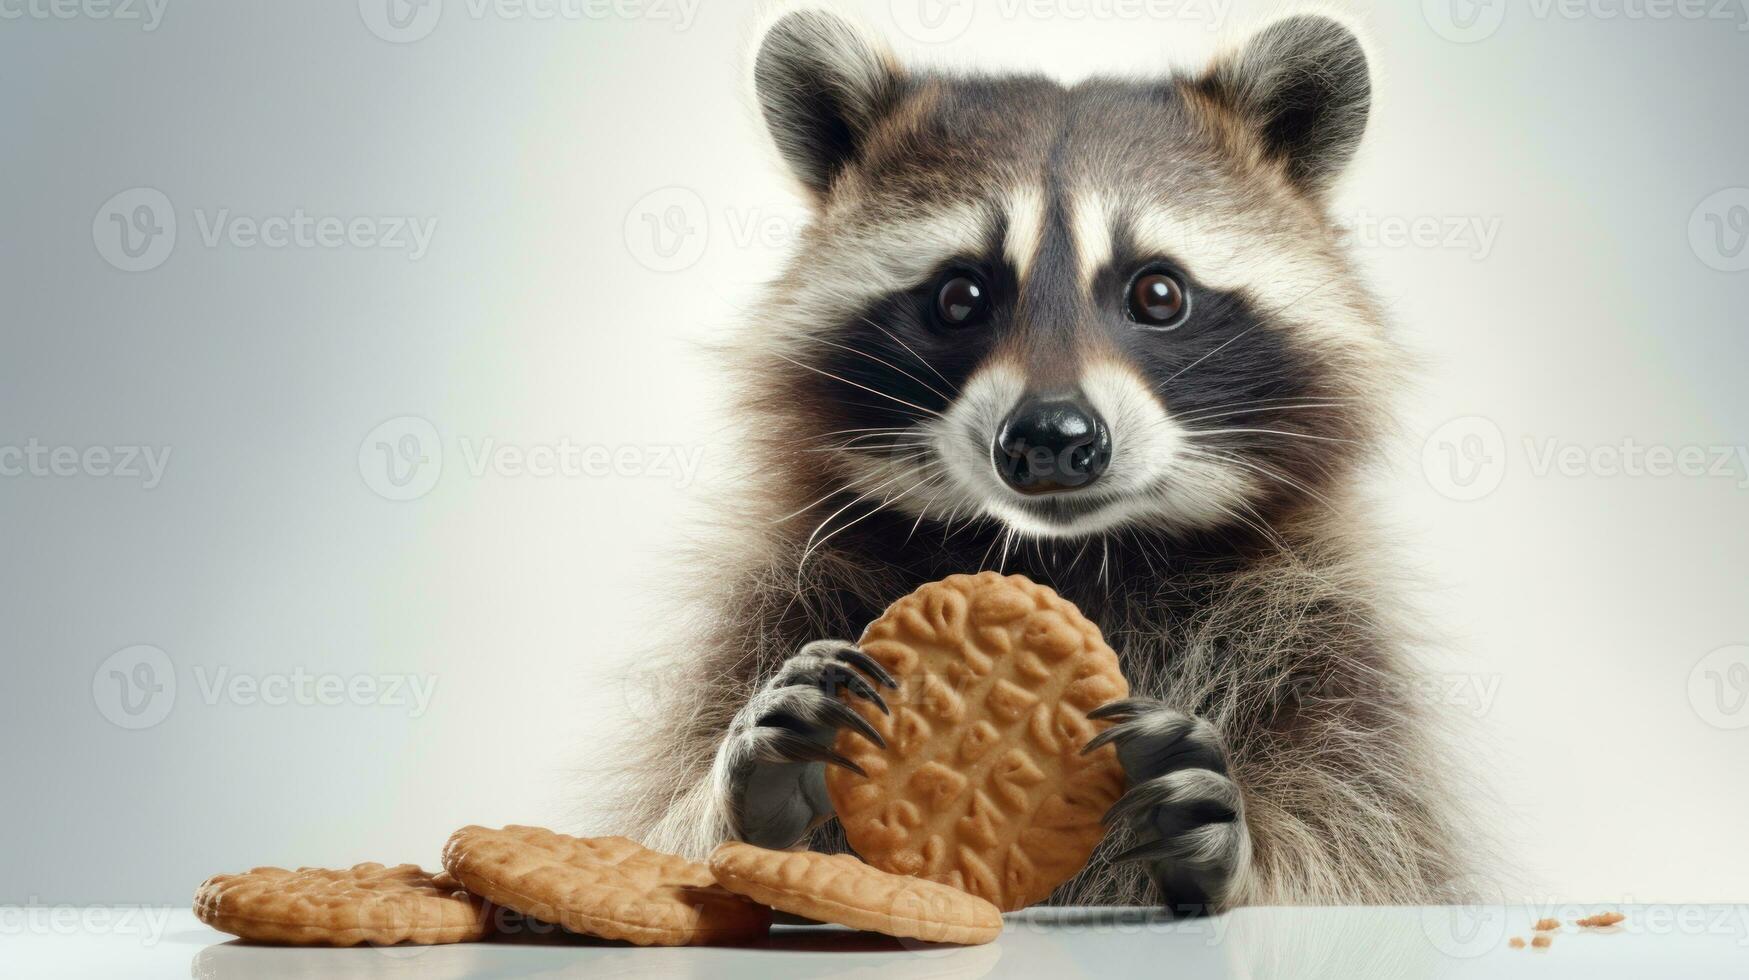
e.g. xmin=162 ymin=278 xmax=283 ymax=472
xmin=742 ymin=9 xmax=1395 ymax=544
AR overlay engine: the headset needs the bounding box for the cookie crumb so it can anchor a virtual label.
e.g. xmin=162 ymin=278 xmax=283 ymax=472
xmin=1576 ymin=911 xmax=1625 ymax=928
xmin=1509 ymin=937 xmax=1526 ymax=949
xmin=1533 ymin=917 xmax=1560 ymax=931
xmin=1531 ymin=934 xmax=1552 ymax=949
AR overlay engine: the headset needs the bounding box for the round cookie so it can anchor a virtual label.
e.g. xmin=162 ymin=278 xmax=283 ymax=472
xmin=193 ymin=863 xmax=491 ymax=946
xmin=709 ymin=842 xmax=1002 ymax=945
xmin=440 ymin=826 xmax=770 ymax=946
xmin=826 ymin=572 xmax=1130 ymax=911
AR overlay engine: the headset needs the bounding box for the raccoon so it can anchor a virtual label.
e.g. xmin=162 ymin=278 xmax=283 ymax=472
xmin=612 ymin=8 xmax=1473 ymax=914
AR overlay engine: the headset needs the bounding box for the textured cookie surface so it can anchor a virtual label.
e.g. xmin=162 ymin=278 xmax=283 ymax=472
xmin=194 ymin=863 xmax=490 ymax=946
xmin=441 ymin=826 xmax=770 ymax=946
xmin=710 ymin=842 xmax=1002 ymax=945
xmin=826 ymin=572 xmax=1129 ymax=911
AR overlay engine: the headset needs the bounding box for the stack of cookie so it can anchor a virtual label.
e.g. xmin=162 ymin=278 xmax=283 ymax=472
xmin=194 ymin=573 xmax=1128 ymax=949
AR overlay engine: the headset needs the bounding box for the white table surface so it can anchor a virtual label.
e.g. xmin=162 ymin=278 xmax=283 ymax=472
xmin=5 ymin=905 xmax=1748 ymax=978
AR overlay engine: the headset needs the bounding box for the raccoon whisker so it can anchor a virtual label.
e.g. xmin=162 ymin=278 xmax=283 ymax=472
xmin=1158 ymin=279 xmax=1336 ymax=395
xmin=812 ymin=426 xmax=917 ymax=440
xmin=857 ymin=316 xmax=960 ymax=396
xmin=976 ymin=523 xmax=1006 ymax=572
xmin=1183 ymin=445 xmax=1337 ymax=512
xmin=808 ymin=446 xmax=937 ymax=458
xmin=769 ymin=470 xmax=890 ymax=525
xmin=1185 ymin=428 xmax=1357 ymax=446
xmin=812 ymin=428 xmax=927 ymax=444
xmin=997 ymin=526 xmax=1018 ymax=572
xmin=1209 ymin=500 xmax=1290 ymax=554
xmin=909 ymin=472 xmax=965 ymax=542
xmin=935 ymin=506 xmax=956 ymax=540
xmin=804 ymin=428 xmax=916 ymax=451
xmin=903 ymin=474 xmax=954 ymax=546
xmin=797 ymin=468 xmax=920 ymax=570
xmin=940 ymin=504 xmax=977 ymax=544
xmin=798 ymin=466 xmax=940 ymax=577
xmin=1229 ymin=277 xmax=1336 ymax=327
xmin=831 ymin=400 xmax=945 ymax=424
xmin=1173 ymin=400 xmax=1353 ymax=425
xmin=774 ymin=352 xmax=945 ymax=421
xmin=1157 ymin=325 xmax=1259 ymax=392
xmin=1189 ymin=446 xmax=1322 ymax=504
xmin=1065 ymin=534 xmax=1094 ymax=576
xmin=770 ymin=452 xmax=935 ymax=524
xmin=809 ymin=335 xmax=955 ymax=406
xmin=1182 ymin=394 xmax=1355 ymax=410
xmin=801 ymin=439 xmax=935 ymax=454
xmin=1178 ymin=393 xmax=1353 ymax=411
xmin=1142 ymin=469 xmax=1288 ymax=557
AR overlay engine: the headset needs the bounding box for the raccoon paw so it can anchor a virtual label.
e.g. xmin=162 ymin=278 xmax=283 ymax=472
xmin=1084 ymin=699 xmax=1251 ymax=917
xmin=714 ymin=640 xmax=896 ymax=850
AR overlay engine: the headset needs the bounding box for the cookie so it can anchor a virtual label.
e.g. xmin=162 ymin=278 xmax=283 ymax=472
xmin=440 ymin=825 xmax=770 ymax=946
xmin=709 ymin=842 xmax=1002 ymax=945
xmin=193 ymin=863 xmax=490 ymax=946
xmin=826 ymin=572 xmax=1129 ymax=911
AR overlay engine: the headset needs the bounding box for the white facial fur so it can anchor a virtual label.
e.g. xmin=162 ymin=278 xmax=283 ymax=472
xmin=773 ymin=199 xmax=991 ymax=352
xmin=1003 ymin=184 xmax=1048 ymax=282
xmin=902 ymin=360 xmax=1259 ymax=539
xmin=1067 ymin=189 xmax=1114 ymax=291
xmin=803 ymin=182 xmax=1310 ymax=542
xmin=791 ymin=176 xmax=1368 ymax=542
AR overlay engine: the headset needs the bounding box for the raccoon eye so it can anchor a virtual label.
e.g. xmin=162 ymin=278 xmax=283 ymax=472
xmin=934 ymin=273 xmax=989 ymax=328
xmin=1128 ymin=269 xmax=1189 ymax=328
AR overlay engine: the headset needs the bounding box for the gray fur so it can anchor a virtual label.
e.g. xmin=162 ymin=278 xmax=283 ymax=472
xmin=1091 ymin=701 xmax=1250 ymax=912
xmin=1201 ymin=13 xmax=1373 ymax=194
xmin=753 ymin=8 xmax=902 ymax=199
xmin=606 ymin=9 xmax=1483 ymax=913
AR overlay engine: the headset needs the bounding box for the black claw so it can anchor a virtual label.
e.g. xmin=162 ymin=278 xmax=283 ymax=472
xmin=1102 ymin=776 xmax=1175 ymax=826
xmin=1109 ymin=838 xmax=1178 ymax=866
xmin=1087 ymin=698 xmax=1154 ymax=722
xmin=817 ymin=747 xmax=867 ymax=778
xmin=819 ymin=696 xmax=886 ymax=749
xmin=769 ymin=730 xmax=869 ymax=777
xmin=837 ymin=671 xmax=890 ymax=715
xmin=835 ymin=648 xmax=898 ymax=689
xmin=1081 ymin=727 xmax=1120 ymax=755
xmin=1082 ymin=717 xmax=1144 ymax=756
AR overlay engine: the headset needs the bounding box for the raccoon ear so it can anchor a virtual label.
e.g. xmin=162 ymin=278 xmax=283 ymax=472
xmin=1195 ymin=14 xmax=1372 ymax=196
xmin=754 ymin=9 xmax=904 ymax=200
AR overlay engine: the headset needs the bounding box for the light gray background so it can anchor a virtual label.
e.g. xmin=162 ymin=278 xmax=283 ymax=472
xmin=2 ymin=0 xmax=1746 ymax=908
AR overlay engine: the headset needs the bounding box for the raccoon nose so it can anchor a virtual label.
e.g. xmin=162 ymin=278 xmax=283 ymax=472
xmin=993 ymin=397 xmax=1112 ymax=495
